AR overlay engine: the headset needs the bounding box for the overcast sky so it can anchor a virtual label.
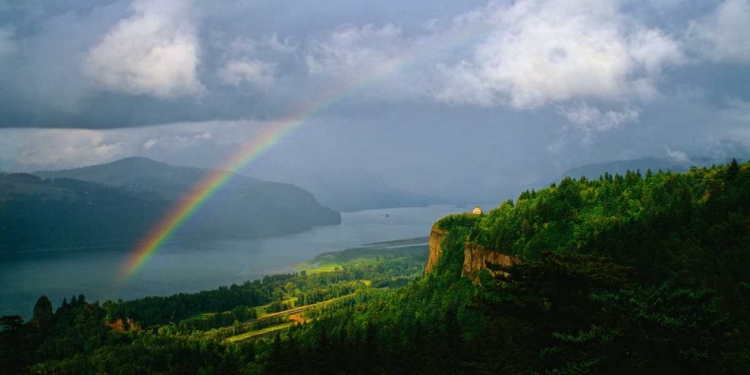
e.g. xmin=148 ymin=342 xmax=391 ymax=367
xmin=0 ymin=0 xmax=748 ymax=200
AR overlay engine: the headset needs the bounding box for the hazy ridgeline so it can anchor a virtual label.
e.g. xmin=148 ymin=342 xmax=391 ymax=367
xmin=1 ymin=157 xmax=340 ymax=251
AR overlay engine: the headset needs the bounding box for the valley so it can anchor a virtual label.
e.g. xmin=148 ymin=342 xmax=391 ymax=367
xmin=4 ymin=162 xmax=749 ymax=374
xmin=2 ymin=2 xmax=747 ymax=372
xmin=0 ymin=205 xmax=464 ymax=319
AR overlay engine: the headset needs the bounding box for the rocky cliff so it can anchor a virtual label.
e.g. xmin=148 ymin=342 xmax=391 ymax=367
xmin=461 ymin=243 xmax=519 ymax=279
xmin=426 ymin=226 xmax=519 ymax=279
xmin=425 ymin=227 xmax=447 ymax=273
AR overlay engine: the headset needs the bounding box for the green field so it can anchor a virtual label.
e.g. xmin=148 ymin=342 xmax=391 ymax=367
xmin=253 ymin=298 xmax=297 ymax=316
xmin=295 ymin=237 xmax=428 ymax=274
xmin=191 ymin=297 xmax=298 ymax=321
xmin=225 ymin=323 xmax=293 ymax=343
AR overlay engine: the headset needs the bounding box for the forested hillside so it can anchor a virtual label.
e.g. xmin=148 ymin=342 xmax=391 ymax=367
xmin=1 ymin=158 xmax=340 ymax=250
xmin=0 ymin=173 xmax=169 ymax=250
xmin=0 ymin=244 xmax=429 ymax=374
xmin=469 ymin=159 xmax=750 ymax=291
xmin=3 ymin=161 xmax=750 ymax=374
xmin=35 ymin=157 xmax=342 ymax=236
xmin=255 ymin=160 xmax=750 ymax=373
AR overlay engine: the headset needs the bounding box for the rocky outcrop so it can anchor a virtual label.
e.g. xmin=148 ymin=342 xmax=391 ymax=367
xmin=425 ymin=227 xmax=447 ymax=273
xmin=425 ymin=226 xmax=519 ymax=280
xmin=105 ymin=317 xmax=141 ymax=332
xmin=462 ymin=243 xmax=519 ymax=279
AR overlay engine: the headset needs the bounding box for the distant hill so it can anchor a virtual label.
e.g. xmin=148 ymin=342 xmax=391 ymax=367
xmin=0 ymin=158 xmax=340 ymax=251
xmin=305 ymin=179 xmax=433 ymax=213
xmin=35 ymin=157 xmax=263 ymax=200
xmin=0 ymin=172 xmax=170 ymax=250
xmin=251 ymin=166 xmax=433 ymax=212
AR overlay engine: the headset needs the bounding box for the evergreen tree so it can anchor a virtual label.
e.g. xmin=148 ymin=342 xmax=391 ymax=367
xmin=32 ymin=295 xmax=53 ymax=327
xmin=728 ymin=158 xmax=739 ymax=181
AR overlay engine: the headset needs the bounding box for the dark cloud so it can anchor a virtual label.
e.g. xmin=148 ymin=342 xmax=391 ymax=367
xmin=0 ymin=0 xmax=748 ymax=201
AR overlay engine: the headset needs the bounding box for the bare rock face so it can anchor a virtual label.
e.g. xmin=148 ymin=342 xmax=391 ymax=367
xmin=425 ymin=227 xmax=447 ymax=273
xmin=462 ymin=243 xmax=519 ymax=281
xmin=425 ymin=225 xmax=519 ymax=281
xmin=106 ymin=317 xmax=141 ymax=332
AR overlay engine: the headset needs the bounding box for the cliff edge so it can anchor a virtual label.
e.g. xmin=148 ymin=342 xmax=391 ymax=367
xmin=461 ymin=243 xmax=518 ymax=279
xmin=425 ymin=224 xmax=518 ymax=280
xmin=425 ymin=227 xmax=447 ymax=273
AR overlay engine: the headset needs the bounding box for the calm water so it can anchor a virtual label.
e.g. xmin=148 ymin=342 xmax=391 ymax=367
xmin=1 ymin=204 xmax=476 ymax=318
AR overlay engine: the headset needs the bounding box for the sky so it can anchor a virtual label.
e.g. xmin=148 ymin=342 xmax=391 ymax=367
xmin=0 ymin=0 xmax=749 ymax=201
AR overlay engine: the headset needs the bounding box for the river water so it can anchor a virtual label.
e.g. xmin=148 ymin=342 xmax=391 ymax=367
xmin=1 ymin=204 xmax=480 ymax=318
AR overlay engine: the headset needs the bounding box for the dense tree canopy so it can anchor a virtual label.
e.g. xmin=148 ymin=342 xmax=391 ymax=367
xmin=3 ymin=161 xmax=750 ymax=374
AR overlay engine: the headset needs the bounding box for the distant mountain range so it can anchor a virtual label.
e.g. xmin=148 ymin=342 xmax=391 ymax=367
xmin=250 ymin=167 xmax=434 ymax=212
xmin=0 ymin=158 xmax=340 ymax=251
xmin=290 ymin=175 xmax=434 ymax=213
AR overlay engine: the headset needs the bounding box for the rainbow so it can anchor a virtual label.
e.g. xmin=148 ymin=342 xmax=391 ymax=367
xmin=121 ymin=26 xmax=487 ymax=277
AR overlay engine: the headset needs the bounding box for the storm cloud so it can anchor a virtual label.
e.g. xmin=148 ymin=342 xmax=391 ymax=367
xmin=0 ymin=0 xmax=748 ymax=201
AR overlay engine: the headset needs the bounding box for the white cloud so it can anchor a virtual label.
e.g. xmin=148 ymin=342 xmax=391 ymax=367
xmin=226 ymin=34 xmax=297 ymax=55
xmin=666 ymin=147 xmax=692 ymax=163
xmin=0 ymin=26 xmax=16 ymax=59
xmin=688 ymin=0 xmax=750 ymax=63
xmin=0 ymin=129 xmax=127 ymax=170
xmin=629 ymin=29 xmax=686 ymax=77
xmin=306 ymin=24 xmax=404 ymax=77
xmin=215 ymin=33 xmax=296 ymax=90
xmin=303 ymin=23 xmax=433 ymax=101
xmin=558 ymin=103 xmax=640 ymax=133
xmin=143 ymin=138 xmax=158 ymax=149
xmin=267 ymin=34 xmax=297 ymax=53
xmin=85 ymin=0 xmax=202 ymax=98
xmin=0 ymin=120 xmax=271 ymax=171
xmin=435 ymin=0 xmax=685 ymax=108
xmin=226 ymin=36 xmax=258 ymax=54
xmin=219 ymin=59 xmax=276 ymax=87
xmin=554 ymin=102 xmax=640 ymax=146
xmin=194 ymin=132 xmax=211 ymax=139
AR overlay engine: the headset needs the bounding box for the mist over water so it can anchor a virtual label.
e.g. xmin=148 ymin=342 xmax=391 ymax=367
xmin=1 ymin=204 xmax=483 ymax=319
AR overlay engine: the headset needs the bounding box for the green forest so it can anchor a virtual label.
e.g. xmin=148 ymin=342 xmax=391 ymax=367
xmin=0 ymin=167 xmax=341 ymax=253
xmin=0 ymin=157 xmax=341 ymax=251
xmin=0 ymin=173 xmax=170 ymax=249
xmin=3 ymin=161 xmax=750 ymax=374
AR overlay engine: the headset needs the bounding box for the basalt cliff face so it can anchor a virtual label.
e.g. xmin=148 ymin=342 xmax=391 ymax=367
xmin=425 ymin=227 xmax=447 ymax=273
xmin=461 ymin=243 xmax=518 ymax=278
xmin=426 ymin=227 xmax=519 ymax=279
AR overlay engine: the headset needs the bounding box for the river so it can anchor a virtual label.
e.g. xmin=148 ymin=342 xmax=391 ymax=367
xmin=0 ymin=204 xmax=484 ymax=318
